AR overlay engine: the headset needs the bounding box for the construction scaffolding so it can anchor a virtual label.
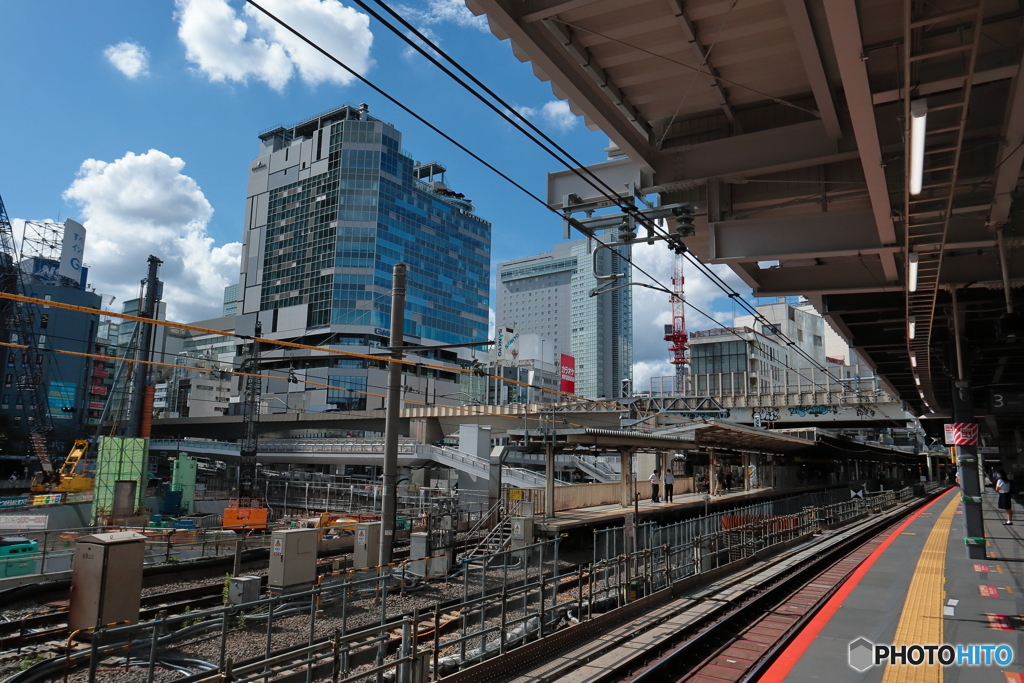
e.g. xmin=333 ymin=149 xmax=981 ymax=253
xmin=91 ymin=436 xmax=148 ymax=525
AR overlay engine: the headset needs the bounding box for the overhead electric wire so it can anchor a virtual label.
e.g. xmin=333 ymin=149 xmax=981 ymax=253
xmin=0 ymin=294 xmax=729 ymax=430
xmin=356 ymin=0 xmax=863 ymax=397
xmin=245 ymin=0 xmax=874 ymax=402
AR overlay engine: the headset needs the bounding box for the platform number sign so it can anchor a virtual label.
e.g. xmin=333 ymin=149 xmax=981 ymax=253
xmin=990 ymin=390 xmax=1024 ymax=415
xmin=944 ymin=422 xmax=979 ymax=446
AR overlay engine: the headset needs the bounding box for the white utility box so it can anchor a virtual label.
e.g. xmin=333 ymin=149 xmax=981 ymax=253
xmin=268 ymin=528 xmax=318 ymax=594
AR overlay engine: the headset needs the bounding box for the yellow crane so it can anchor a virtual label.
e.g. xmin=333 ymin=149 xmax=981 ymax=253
xmin=30 ymin=439 xmax=93 ymax=493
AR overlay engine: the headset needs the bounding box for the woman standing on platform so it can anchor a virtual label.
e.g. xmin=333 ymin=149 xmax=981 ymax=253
xmin=996 ymin=470 xmax=1013 ymax=525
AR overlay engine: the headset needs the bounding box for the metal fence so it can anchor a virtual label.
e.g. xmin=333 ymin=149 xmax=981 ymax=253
xmin=592 ymin=487 xmax=851 ymax=563
xmin=0 ymin=525 xmax=274 ymax=577
xmin=14 ymin=485 xmax=938 ymax=683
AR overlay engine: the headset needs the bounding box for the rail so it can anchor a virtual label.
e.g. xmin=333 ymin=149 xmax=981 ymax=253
xmin=7 ymin=485 xmax=944 ymax=683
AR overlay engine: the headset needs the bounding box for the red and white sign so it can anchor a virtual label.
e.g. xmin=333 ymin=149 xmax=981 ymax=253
xmin=945 ymin=422 xmax=979 ymax=445
xmin=559 ymin=354 xmax=575 ymax=394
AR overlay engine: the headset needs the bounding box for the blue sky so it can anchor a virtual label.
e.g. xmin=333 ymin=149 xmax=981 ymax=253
xmin=1 ymin=0 xmax=751 ymax=390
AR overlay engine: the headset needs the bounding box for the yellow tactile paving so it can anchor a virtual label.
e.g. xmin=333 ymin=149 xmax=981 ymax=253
xmin=881 ymin=494 xmax=960 ymax=683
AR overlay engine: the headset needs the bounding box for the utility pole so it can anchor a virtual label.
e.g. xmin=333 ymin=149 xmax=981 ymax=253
xmin=950 ymin=287 xmax=986 ymax=559
xmin=238 ymin=321 xmax=262 ymax=497
xmin=380 ymin=263 xmax=407 ymax=566
xmin=127 ymin=255 xmax=162 ymax=438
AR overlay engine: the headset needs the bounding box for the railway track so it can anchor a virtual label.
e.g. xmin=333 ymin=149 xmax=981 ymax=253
xmin=625 ymin=506 xmax=909 ymax=683
xmin=444 ymin=488 xmax=946 ymax=683
xmin=0 ymin=536 xmax=502 ymax=653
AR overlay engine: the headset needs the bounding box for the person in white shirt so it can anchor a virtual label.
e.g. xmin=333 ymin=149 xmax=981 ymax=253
xmin=996 ymin=470 xmax=1013 ymax=525
xmin=649 ymin=470 xmax=661 ymax=503
xmin=663 ymin=470 xmax=675 ymax=503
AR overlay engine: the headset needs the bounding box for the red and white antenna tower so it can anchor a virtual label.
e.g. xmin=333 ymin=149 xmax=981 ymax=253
xmin=664 ymin=253 xmax=689 ymax=391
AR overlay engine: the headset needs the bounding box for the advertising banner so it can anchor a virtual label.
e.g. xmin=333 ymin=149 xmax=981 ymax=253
xmin=559 ymin=354 xmax=576 ymax=393
xmin=58 ymin=219 xmax=86 ymax=281
xmin=496 ymin=327 xmax=519 ymax=363
xmin=0 ymin=514 xmax=47 ymax=530
xmin=0 ymin=496 xmax=30 ymax=510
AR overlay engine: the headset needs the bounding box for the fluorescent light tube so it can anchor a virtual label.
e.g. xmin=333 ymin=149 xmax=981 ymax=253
xmin=910 ymin=352 xmax=917 ymax=367
xmin=914 ymin=374 xmax=921 ymax=385
xmin=910 ymin=99 xmax=928 ymax=195
xmin=909 ymin=316 xmax=916 ymax=340
xmin=908 ymin=251 xmax=919 ymax=292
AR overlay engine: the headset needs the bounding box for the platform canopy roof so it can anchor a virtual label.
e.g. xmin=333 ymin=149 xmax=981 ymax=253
xmin=469 ymin=0 xmax=1024 ymax=439
xmin=694 ymin=421 xmax=815 ymax=453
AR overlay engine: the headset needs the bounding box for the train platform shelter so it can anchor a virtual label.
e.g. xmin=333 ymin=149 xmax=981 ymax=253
xmin=760 ymin=486 xmax=1024 ymax=682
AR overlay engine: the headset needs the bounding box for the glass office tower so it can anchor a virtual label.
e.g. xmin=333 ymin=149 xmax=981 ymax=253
xmin=237 ymin=105 xmax=491 ymax=411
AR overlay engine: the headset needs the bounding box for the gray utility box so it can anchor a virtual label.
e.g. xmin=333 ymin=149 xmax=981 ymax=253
xmin=354 ymin=522 xmax=381 ymax=569
xmin=409 ymin=532 xmax=448 ymax=579
xmin=268 ymin=528 xmax=319 ymax=594
xmin=229 ymin=576 xmax=262 ymax=605
xmin=69 ymin=531 xmax=146 ymax=632
xmin=510 ymin=517 xmax=534 ymax=551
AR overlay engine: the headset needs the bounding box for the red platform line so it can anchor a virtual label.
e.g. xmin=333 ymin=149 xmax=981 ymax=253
xmin=758 ymin=489 xmax=955 ymax=683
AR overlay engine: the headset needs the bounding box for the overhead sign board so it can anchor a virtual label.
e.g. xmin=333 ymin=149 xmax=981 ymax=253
xmin=944 ymin=423 xmax=979 ymax=446
xmin=990 ymin=390 xmax=1024 ymax=415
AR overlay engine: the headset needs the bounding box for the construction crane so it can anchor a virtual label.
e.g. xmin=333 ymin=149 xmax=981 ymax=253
xmin=0 ymin=193 xmax=55 ymax=484
xmin=664 ymin=253 xmax=689 ymax=393
xmin=31 ymin=439 xmax=91 ymax=493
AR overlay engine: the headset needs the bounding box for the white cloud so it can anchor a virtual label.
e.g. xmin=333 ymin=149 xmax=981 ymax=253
xmin=105 ymin=42 xmax=150 ymax=79
xmin=628 ymin=242 xmax=752 ymax=392
xmin=175 ymin=0 xmax=372 ymax=91
xmin=401 ymin=27 xmax=442 ymax=61
xmin=62 ymin=150 xmax=241 ymax=323
xmin=540 ymin=101 xmax=578 ymax=131
xmin=513 ymin=100 xmax=579 ymax=132
xmin=396 ymin=0 xmax=488 ymax=31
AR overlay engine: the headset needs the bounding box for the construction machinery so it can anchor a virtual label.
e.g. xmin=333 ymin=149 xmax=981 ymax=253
xmin=663 ymin=251 xmax=689 ymax=392
xmin=30 ymin=439 xmax=93 ymax=493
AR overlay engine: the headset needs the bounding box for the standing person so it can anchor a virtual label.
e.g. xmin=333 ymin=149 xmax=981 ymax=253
xmin=663 ymin=469 xmax=675 ymax=503
xmin=716 ymin=468 xmax=726 ymax=496
xmin=649 ymin=470 xmax=661 ymax=503
xmin=996 ymin=470 xmax=1013 ymax=525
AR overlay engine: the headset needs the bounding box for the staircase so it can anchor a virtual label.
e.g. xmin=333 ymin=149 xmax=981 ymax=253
xmin=567 ymin=454 xmax=619 ymax=483
xmin=460 ymin=500 xmax=526 ymax=562
xmin=421 ymin=445 xmax=565 ymax=490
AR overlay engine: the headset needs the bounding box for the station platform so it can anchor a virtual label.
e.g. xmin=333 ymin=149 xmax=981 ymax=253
xmin=759 ymin=486 xmax=1024 ymax=682
xmin=535 ymin=484 xmax=835 ymax=535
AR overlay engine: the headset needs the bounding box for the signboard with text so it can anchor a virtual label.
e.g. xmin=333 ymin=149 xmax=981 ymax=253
xmin=59 ymin=219 xmax=87 ymax=281
xmin=944 ymin=423 xmax=979 ymax=446
xmin=559 ymin=354 xmax=576 ymax=393
xmin=0 ymin=496 xmax=30 ymax=510
xmin=0 ymin=514 xmax=47 ymax=530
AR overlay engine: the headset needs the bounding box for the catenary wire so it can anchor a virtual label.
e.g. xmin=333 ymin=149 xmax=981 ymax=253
xmin=248 ymin=1 xmax=856 ymax=398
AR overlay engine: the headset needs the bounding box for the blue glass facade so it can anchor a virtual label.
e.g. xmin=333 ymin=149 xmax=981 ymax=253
xmin=256 ymin=114 xmax=490 ymax=345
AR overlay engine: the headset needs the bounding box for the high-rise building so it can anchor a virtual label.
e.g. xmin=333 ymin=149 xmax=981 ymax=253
xmin=496 ymin=238 xmax=631 ymax=399
xmin=222 ymin=283 xmax=239 ymax=317
xmin=0 ymin=257 xmax=102 ymax=454
xmin=236 ymin=104 xmax=491 ymax=410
